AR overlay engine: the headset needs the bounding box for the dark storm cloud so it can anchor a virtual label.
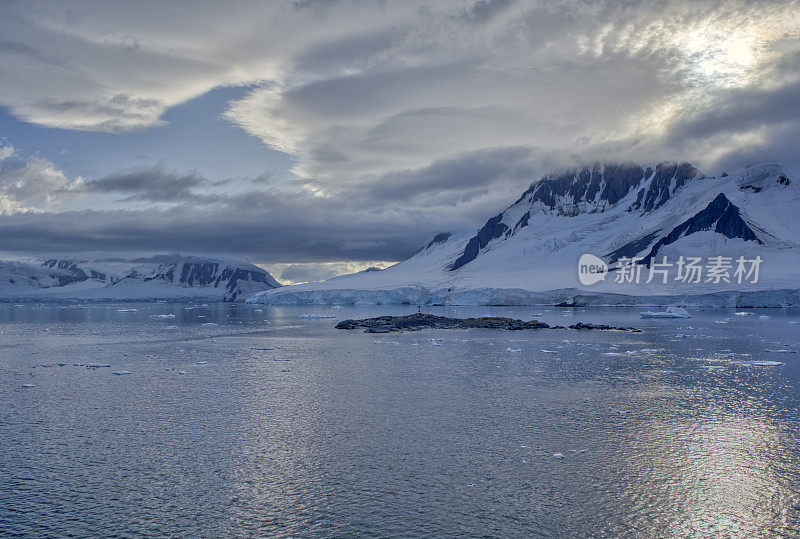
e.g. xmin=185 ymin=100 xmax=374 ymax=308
xmin=0 ymin=203 xmax=445 ymax=262
xmin=83 ymin=167 xmax=210 ymax=202
xmin=367 ymin=146 xmax=536 ymax=201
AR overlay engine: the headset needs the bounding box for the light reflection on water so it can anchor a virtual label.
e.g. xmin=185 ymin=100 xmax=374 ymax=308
xmin=1 ymin=303 xmax=800 ymax=537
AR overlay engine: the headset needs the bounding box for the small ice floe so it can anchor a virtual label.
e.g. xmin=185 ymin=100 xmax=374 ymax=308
xmin=674 ymin=333 xmax=687 ymax=339
xmin=603 ymin=352 xmax=625 ymax=357
xmin=553 ymin=453 xmax=565 ymax=459
xmin=201 ymin=322 xmax=217 ymax=326
xmin=86 ymin=363 xmax=112 ymax=369
xmin=274 ymin=358 xmax=290 ymax=362
xmin=373 ymin=340 xmax=382 ymax=344
xmin=714 ymin=319 xmax=730 ymax=324
xmin=250 ymin=347 xmax=275 ymax=351
xmin=759 ymin=315 xmax=771 ymax=320
xmin=195 ymin=361 xmax=207 ymax=365
xmin=609 ymin=407 xmax=628 ymax=414
xmin=117 ymin=308 xmax=138 ymax=312
xmin=57 ymin=362 xmax=67 ymax=367
xmin=790 ymin=321 xmax=800 ymax=325
xmin=299 ymin=313 xmax=335 ymax=319
xmin=113 ymin=370 xmax=131 ymax=375
xmin=166 ymin=325 xmax=178 ymax=329
xmin=640 ymin=306 xmax=691 ymax=319
xmin=734 ymin=311 xmax=754 ymax=316
xmin=178 ymin=371 xmax=187 ymax=375
xmin=430 ymin=339 xmax=442 ymax=346
xmin=152 ymin=314 xmax=175 ymax=319
xmin=540 ymin=349 xmax=558 ymax=354
xmin=592 ymin=483 xmax=601 ymax=489
xmin=410 ymin=342 xmax=420 ymax=346
xmin=520 ymin=444 xmax=530 ymax=448
xmin=765 ymin=349 xmax=796 ymax=354
xmin=391 ymin=341 xmax=400 ymax=345
xmin=21 ymin=384 xmax=35 ymax=388
xmin=735 ymin=360 xmax=784 ymax=367
xmin=507 ymin=347 xmax=521 ymax=352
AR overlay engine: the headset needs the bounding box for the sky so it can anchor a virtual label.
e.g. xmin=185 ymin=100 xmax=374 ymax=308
xmin=1 ymin=0 xmax=799 ymax=283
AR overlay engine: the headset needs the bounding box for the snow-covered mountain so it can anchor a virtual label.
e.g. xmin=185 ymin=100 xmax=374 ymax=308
xmin=249 ymin=162 xmax=800 ymax=307
xmin=0 ymin=255 xmax=280 ymax=302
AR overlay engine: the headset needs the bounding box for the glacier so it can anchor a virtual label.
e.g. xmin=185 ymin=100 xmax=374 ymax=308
xmin=249 ymin=162 xmax=800 ymax=307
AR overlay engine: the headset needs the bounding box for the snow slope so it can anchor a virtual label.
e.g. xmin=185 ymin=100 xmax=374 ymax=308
xmin=249 ymin=162 xmax=800 ymax=307
xmin=0 ymin=255 xmax=281 ymax=302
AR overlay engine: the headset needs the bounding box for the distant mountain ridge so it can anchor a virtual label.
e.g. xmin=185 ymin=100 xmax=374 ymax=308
xmin=0 ymin=255 xmax=281 ymax=302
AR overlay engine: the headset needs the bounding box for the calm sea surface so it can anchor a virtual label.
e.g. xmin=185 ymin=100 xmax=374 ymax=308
xmin=2 ymin=303 xmax=800 ymax=537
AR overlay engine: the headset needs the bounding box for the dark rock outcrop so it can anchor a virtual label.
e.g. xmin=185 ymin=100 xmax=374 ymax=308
xmin=335 ymin=313 xmax=640 ymax=333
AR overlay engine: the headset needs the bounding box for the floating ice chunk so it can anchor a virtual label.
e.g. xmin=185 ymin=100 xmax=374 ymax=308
xmin=195 ymin=361 xmax=207 ymax=365
xmin=553 ymin=453 xmax=565 ymax=459
xmin=507 ymin=347 xmax=521 ymax=352
xmin=578 ymin=449 xmax=587 ymax=453
xmin=640 ymin=307 xmax=691 ymax=319
xmin=734 ymin=312 xmax=754 ymax=316
xmin=21 ymin=384 xmax=35 ymax=388
xmin=759 ymin=315 xmax=771 ymax=320
xmin=117 ymin=308 xmax=138 ymax=312
xmin=250 ymin=347 xmax=275 ymax=351
xmin=735 ymin=360 xmax=784 ymax=366
xmin=790 ymin=321 xmax=800 ymax=325
xmin=592 ymin=483 xmax=600 ymax=488
xmin=299 ymin=313 xmax=335 ymax=318
xmin=410 ymin=343 xmax=420 ymax=346
xmin=569 ymin=449 xmax=578 ymax=453
xmin=609 ymin=407 xmax=628 ymax=414
xmin=86 ymin=363 xmax=111 ymax=368
xmin=166 ymin=325 xmax=178 ymax=329
xmin=152 ymin=314 xmax=176 ymax=319
xmin=274 ymin=358 xmax=290 ymax=362
xmin=113 ymin=371 xmax=131 ymax=375
xmin=541 ymin=349 xmax=558 ymax=354
xmin=57 ymin=362 xmax=66 ymax=367
xmin=178 ymin=371 xmax=187 ymax=375
xmin=603 ymin=352 xmax=624 ymax=357
xmin=699 ymin=365 xmax=725 ymax=370
xmin=765 ymin=349 xmax=796 ymax=354
xmin=201 ymin=322 xmax=217 ymax=326
xmin=430 ymin=339 xmax=441 ymax=346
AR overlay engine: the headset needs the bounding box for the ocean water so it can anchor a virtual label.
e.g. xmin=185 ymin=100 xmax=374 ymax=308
xmin=2 ymin=303 xmax=800 ymax=537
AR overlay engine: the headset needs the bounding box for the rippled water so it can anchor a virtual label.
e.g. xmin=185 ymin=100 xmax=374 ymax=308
xmin=2 ymin=303 xmax=800 ymax=537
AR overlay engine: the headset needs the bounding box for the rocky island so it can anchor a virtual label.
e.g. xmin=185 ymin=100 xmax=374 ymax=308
xmin=335 ymin=313 xmax=641 ymax=333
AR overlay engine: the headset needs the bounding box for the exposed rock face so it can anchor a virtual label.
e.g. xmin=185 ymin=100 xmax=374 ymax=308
xmin=450 ymin=161 xmax=701 ymax=271
xmin=41 ymin=259 xmax=114 ymax=286
xmin=637 ymin=193 xmax=761 ymax=265
xmin=335 ymin=313 xmax=640 ymax=333
xmin=130 ymin=256 xmax=281 ymax=301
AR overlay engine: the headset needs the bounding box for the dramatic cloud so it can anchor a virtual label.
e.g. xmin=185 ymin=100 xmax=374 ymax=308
xmin=0 ymin=0 xmax=799 ymax=270
xmin=0 ymin=145 xmax=83 ymax=214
